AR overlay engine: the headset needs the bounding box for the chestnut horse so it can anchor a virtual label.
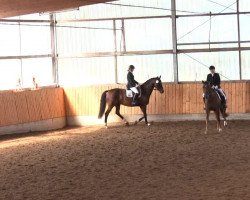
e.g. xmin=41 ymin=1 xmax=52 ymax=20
xmin=98 ymin=77 xmax=164 ymax=128
xmin=202 ymin=81 xmax=228 ymax=134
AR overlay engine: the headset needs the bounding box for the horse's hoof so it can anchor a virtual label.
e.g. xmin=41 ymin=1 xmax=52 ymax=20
xmin=224 ymin=121 xmax=227 ymax=127
xmin=134 ymin=121 xmax=138 ymax=125
xmin=125 ymin=122 xmax=129 ymax=126
xmin=204 ymin=131 xmax=207 ymax=134
xmin=218 ymin=128 xmax=222 ymax=132
xmin=147 ymin=123 xmax=151 ymax=126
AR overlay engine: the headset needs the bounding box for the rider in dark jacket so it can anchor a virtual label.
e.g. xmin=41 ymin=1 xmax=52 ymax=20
xmin=207 ymin=72 xmax=221 ymax=88
xmin=204 ymin=65 xmax=227 ymax=108
xmin=127 ymin=65 xmax=139 ymax=105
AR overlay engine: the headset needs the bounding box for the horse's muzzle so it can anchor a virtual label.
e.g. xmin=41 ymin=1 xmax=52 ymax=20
xmin=160 ymin=89 xmax=164 ymax=94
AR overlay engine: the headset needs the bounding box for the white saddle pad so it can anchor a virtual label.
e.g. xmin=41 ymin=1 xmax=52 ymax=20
xmin=126 ymin=90 xmax=133 ymax=98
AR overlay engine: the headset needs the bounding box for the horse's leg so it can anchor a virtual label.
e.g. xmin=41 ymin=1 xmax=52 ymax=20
xmin=140 ymin=105 xmax=150 ymax=126
xmin=115 ymin=105 xmax=129 ymax=125
xmin=104 ymin=105 xmax=114 ymax=128
xmin=220 ymin=107 xmax=228 ymax=127
xmin=215 ymin=110 xmax=222 ymax=132
xmin=205 ymin=110 xmax=210 ymax=134
xmin=134 ymin=116 xmax=145 ymax=125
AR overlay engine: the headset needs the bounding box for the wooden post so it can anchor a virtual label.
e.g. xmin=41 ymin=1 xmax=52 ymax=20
xmin=171 ymin=0 xmax=178 ymax=83
xmin=50 ymin=14 xmax=59 ymax=86
xmin=121 ymin=19 xmax=126 ymax=52
xmin=237 ymin=0 xmax=242 ymax=80
xmin=113 ymin=20 xmax=118 ymax=83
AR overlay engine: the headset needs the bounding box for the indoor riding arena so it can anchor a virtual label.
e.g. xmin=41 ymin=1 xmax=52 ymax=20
xmin=0 ymin=1 xmax=250 ymax=200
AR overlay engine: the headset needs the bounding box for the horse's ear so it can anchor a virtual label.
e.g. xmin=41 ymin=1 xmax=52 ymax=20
xmin=159 ymin=75 xmax=161 ymax=79
xmin=202 ymin=80 xmax=205 ymax=83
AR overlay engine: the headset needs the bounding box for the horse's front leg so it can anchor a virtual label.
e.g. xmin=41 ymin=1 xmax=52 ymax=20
xmin=215 ymin=110 xmax=222 ymax=132
xmin=140 ymin=105 xmax=150 ymax=126
xmin=134 ymin=116 xmax=144 ymax=125
xmin=205 ymin=110 xmax=210 ymax=134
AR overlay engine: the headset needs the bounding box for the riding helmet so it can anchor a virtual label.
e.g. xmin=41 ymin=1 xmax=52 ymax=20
xmin=128 ymin=65 xmax=135 ymax=71
xmin=209 ymin=65 xmax=215 ymax=70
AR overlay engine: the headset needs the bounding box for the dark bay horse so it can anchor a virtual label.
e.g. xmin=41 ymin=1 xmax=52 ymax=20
xmin=202 ymin=81 xmax=228 ymax=134
xmin=98 ymin=77 xmax=164 ymax=128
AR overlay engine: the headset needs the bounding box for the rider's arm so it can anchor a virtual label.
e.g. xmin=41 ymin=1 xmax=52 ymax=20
xmin=217 ymin=74 xmax=221 ymax=88
xmin=206 ymin=74 xmax=210 ymax=83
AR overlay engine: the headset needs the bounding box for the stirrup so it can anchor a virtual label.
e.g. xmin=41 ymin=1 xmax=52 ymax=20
xmin=132 ymin=101 xmax=137 ymax=106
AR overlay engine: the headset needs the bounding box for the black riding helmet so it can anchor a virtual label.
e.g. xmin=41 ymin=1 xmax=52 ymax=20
xmin=209 ymin=65 xmax=215 ymax=70
xmin=128 ymin=65 xmax=135 ymax=71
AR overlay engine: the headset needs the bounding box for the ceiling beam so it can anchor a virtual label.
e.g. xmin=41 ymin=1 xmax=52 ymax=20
xmin=0 ymin=0 xmax=115 ymax=18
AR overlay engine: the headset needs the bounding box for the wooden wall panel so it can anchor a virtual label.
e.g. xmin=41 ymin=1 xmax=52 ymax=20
xmin=63 ymin=81 xmax=250 ymax=117
xmin=0 ymin=88 xmax=65 ymax=127
xmin=246 ymin=82 xmax=250 ymax=112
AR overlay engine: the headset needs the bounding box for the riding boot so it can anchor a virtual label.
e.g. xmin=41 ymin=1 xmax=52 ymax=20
xmin=132 ymin=93 xmax=138 ymax=105
xmin=203 ymin=97 xmax=206 ymax=110
xmin=221 ymin=96 xmax=227 ymax=109
xmin=224 ymin=100 xmax=227 ymax=109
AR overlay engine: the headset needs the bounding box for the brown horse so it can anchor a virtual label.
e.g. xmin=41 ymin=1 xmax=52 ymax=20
xmin=98 ymin=77 xmax=164 ymax=128
xmin=202 ymin=81 xmax=228 ymax=134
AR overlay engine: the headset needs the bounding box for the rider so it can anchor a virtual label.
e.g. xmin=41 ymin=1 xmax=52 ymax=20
xmin=127 ymin=65 xmax=139 ymax=105
xmin=204 ymin=65 xmax=227 ymax=108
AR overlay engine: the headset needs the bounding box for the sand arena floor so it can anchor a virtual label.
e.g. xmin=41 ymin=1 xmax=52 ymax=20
xmin=0 ymin=120 xmax=249 ymax=200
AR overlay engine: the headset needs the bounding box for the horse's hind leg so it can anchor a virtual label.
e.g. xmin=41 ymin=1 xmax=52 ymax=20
xmin=104 ymin=105 xmax=114 ymax=128
xmin=116 ymin=105 xmax=128 ymax=125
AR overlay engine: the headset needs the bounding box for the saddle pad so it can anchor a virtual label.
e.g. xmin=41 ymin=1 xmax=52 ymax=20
xmin=126 ymin=90 xmax=133 ymax=98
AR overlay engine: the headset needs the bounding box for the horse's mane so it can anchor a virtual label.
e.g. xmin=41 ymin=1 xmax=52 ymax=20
xmin=141 ymin=77 xmax=157 ymax=87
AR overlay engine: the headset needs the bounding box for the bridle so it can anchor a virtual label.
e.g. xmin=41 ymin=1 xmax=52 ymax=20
xmin=153 ymin=79 xmax=164 ymax=93
xmin=203 ymin=84 xmax=212 ymax=99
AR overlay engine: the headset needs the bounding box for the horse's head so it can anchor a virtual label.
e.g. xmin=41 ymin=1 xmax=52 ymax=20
xmin=154 ymin=76 xmax=164 ymax=93
xmin=202 ymin=80 xmax=212 ymax=99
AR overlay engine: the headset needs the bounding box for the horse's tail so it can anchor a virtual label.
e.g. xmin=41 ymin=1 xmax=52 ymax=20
xmin=98 ymin=90 xmax=108 ymax=119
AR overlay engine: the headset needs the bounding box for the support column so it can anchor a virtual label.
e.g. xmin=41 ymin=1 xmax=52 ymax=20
xmin=50 ymin=14 xmax=59 ymax=86
xmin=113 ymin=20 xmax=118 ymax=83
xmin=171 ymin=0 xmax=178 ymax=83
xmin=121 ymin=19 xmax=126 ymax=52
xmin=237 ymin=0 xmax=242 ymax=80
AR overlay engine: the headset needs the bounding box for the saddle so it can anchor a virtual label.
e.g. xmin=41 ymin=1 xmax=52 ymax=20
xmin=126 ymin=90 xmax=133 ymax=98
xmin=126 ymin=87 xmax=141 ymax=98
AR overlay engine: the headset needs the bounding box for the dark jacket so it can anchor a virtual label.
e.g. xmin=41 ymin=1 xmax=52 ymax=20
xmin=207 ymin=73 xmax=221 ymax=88
xmin=127 ymin=71 xmax=138 ymax=89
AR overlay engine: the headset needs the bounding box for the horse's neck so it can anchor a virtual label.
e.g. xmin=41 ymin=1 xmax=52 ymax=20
xmin=206 ymin=89 xmax=218 ymax=99
xmin=141 ymin=80 xmax=155 ymax=98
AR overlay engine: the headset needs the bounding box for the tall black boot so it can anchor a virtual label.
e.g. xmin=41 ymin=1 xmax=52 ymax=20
xmin=132 ymin=93 xmax=138 ymax=105
xmin=220 ymin=93 xmax=227 ymax=109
